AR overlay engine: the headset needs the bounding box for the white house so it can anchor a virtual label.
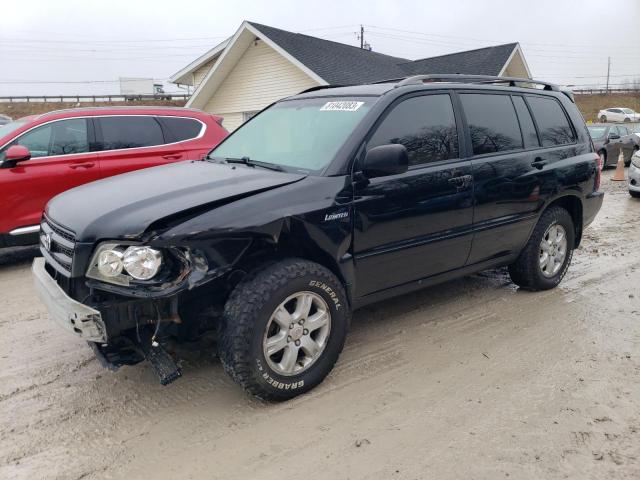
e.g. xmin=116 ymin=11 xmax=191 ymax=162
xmin=170 ymin=21 xmax=532 ymax=131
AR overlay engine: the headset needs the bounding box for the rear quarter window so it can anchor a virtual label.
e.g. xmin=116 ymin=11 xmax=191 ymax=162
xmin=526 ymin=96 xmax=576 ymax=147
xmin=158 ymin=117 xmax=204 ymax=142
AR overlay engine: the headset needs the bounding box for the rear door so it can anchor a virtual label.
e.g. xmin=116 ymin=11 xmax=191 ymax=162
xmin=462 ymin=92 xmax=544 ymax=265
xmin=0 ymin=118 xmax=99 ymax=233
xmin=352 ymin=92 xmax=474 ymax=297
xmin=94 ymin=115 xmax=186 ymax=179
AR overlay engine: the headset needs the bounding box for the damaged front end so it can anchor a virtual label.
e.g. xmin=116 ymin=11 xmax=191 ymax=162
xmin=34 ymin=219 xmax=254 ymax=385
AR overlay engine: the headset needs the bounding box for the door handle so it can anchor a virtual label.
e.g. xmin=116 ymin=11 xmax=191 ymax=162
xmin=161 ymin=154 xmax=183 ymax=160
xmin=531 ymin=158 xmax=547 ymax=170
xmin=69 ymin=162 xmax=95 ymax=169
xmin=448 ymin=174 xmax=473 ymax=189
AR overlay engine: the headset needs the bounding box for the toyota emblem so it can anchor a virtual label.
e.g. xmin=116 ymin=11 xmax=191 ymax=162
xmin=42 ymin=232 xmax=52 ymax=251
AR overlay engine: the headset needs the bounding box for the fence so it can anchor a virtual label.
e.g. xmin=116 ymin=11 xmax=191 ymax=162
xmin=0 ymin=94 xmax=190 ymax=103
xmin=572 ymin=88 xmax=640 ymax=95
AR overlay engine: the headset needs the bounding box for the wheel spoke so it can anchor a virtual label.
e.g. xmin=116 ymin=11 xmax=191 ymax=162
xmin=539 ymin=252 xmax=549 ymax=269
xmin=306 ymin=310 xmax=329 ymax=333
xmin=265 ymin=331 xmax=288 ymax=356
xmin=293 ymin=293 xmax=313 ymax=321
xmin=273 ymin=307 xmax=293 ymax=329
xmin=300 ymin=336 xmax=321 ymax=357
xmin=278 ymin=344 xmax=299 ymax=374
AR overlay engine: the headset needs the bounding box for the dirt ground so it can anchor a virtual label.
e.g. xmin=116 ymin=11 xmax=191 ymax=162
xmin=0 ymin=168 xmax=639 ymax=480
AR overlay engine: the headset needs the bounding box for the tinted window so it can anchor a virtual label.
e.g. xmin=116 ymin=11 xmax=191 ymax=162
xmin=617 ymin=125 xmax=629 ymax=135
xmin=512 ymin=96 xmax=539 ymax=148
xmin=8 ymin=119 xmax=88 ymax=158
xmin=527 ymin=96 xmax=575 ymax=146
xmin=460 ymin=93 xmax=522 ymax=155
xmin=368 ymin=94 xmax=458 ymax=166
xmin=159 ymin=117 xmax=203 ymax=142
xmin=97 ymin=116 xmax=164 ymax=150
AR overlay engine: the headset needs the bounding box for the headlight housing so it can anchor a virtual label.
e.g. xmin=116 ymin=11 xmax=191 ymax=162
xmin=87 ymin=243 xmax=164 ymax=286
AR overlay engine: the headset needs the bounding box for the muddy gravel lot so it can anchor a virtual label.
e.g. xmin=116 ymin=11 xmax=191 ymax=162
xmin=1 ymin=169 xmax=639 ymax=480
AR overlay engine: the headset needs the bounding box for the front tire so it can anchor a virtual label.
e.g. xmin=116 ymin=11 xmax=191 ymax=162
xmin=600 ymin=115 xmax=607 ymax=122
xmin=508 ymin=207 xmax=575 ymax=291
xmin=219 ymin=258 xmax=349 ymax=400
xmin=630 ymin=191 xmax=640 ymax=198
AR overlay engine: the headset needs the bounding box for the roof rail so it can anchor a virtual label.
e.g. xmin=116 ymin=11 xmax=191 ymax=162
xmin=298 ymin=84 xmax=347 ymax=94
xmin=391 ymin=74 xmax=561 ymax=92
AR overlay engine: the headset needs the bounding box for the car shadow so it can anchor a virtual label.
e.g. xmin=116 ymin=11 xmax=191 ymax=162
xmin=0 ymin=245 xmax=40 ymax=267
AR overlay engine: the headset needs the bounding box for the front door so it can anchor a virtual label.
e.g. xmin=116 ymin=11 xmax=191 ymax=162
xmin=0 ymin=118 xmax=99 ymax=235
xmin=352 ymin=92 xmax=474 ymax=297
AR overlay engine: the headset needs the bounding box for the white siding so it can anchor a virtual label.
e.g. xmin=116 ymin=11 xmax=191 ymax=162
xmin=193 ymin=60 xmax=215 ymax=87
xmin=502 ymin=50 xmax=529 ymax=78
xmin=203 ymin=40 xmax=319 ymax=131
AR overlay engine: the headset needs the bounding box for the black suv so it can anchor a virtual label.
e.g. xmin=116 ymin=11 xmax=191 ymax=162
xmin=33 ymin=75 xmax=603 ymax=400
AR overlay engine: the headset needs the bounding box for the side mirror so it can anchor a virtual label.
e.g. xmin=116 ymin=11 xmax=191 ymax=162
xmin=362 ymin=144 xmax=409 ymax=178
xmin=3 ymin=145 xmax=31 ymax=166
xmin=608 ymin=133 xmax=620 ymax=140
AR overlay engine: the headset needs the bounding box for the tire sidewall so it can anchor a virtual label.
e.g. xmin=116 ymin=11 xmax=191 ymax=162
xmin=246 ymin=271 xmax=348 ymax=398
xmin=532 ymin=210 xmax=575 ymax=289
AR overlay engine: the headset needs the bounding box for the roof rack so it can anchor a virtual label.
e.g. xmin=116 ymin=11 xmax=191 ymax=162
xmin=391 ymin=74 xmax=561 ymax=92
xmin=298 ymin=84 xmax=347 ymax=94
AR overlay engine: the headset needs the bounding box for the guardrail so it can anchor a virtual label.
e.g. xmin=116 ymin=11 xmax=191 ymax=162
xmin=572 ymin=88 xmax=640 ymax=95
xmin=0 ymin=94 xmax=190 ymax=103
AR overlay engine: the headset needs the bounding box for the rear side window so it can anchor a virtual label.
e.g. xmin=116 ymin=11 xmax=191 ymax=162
xmin=367 ymin=94 xmax=459 ymax=166
xmin=460 ymin=93 xmax=522 ymax=155
xmin=159 ymin=117 xmax=204 ymax=142
xmin=97 ymin=116 xmax=164 ymax=150
xmin=526 ymin=96 xmax=575 ymax=147
xmin=512 ymin=96 xmax=539 ymax=149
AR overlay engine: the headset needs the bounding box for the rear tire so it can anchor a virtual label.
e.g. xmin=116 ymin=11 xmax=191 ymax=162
xmin=219 ymin=258 xmax=349 ymax=400
xmin=508 ymin=207 xmax=575 ymax=291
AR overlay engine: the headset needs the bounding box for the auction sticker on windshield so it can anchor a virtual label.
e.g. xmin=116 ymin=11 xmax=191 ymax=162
xmin=320 ymin=101 xmax=365 ymax=112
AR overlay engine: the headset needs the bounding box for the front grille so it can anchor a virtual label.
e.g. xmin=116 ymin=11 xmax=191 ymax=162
xmin=40 ymin=214 xmax=76 ymax=276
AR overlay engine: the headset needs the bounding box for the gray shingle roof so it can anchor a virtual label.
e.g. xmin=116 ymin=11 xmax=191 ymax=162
xmin=248 ymin=22 xmax=518 ymax=84
xmin=398 ymin=43 xmax=519 ymax=76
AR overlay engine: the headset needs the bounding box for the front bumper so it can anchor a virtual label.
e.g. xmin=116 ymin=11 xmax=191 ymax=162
xmin=32 ymin=257 xmax=107 ymax=343
xmin=629 ymin=163 xmax=640 ymax=192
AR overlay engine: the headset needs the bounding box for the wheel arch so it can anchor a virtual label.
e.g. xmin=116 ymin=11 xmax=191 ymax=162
xmin=541 ymin=194 xmax=584 ymax=248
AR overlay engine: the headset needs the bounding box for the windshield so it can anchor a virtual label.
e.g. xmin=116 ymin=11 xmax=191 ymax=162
xmin=587 ymin=126 xmax=607 ymax=140
xmin=0 ymin=121 xmax=27 ymax=139
xmin=622 ymin=108 xmax=635 ymax=114
xmin=209 ymin=97 xmax=373 ymax=173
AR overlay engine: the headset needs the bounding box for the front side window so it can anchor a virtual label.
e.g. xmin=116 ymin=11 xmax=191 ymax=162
xmin=4 ymin=119 xmax=88 ymax=158
xmin=210 ymin=97 xmax=373 ymax=173
xmin=97 ymin=116 xmax=164 ymax=150
xmin=460 ymin=93 xmax=522 ymax=155
xmin=367 ymin=94 xmax=459 ymax=166
xmin=527 ymin=96 xmax=576 ymax=147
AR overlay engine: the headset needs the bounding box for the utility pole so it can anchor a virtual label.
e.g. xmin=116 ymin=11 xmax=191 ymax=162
xmin=360 ymin=25 xmax=364 ymax=49
xmin=606 ymin=56 xmax=611 ymax=94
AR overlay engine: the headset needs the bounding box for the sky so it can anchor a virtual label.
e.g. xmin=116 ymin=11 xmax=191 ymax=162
xmin=1 ymin=0 xmax=639 ymax=97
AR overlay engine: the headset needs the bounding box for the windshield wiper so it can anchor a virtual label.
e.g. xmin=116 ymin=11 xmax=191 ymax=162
xmin=221 ymin=156 xmax=284 ymax=172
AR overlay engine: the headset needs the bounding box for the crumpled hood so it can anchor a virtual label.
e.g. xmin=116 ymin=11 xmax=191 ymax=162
xmin=46 ymin=160 xmax=306 ymax=242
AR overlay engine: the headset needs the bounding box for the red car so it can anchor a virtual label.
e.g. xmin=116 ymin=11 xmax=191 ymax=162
xmin=0 ymin=107 xmax=227 ymax=247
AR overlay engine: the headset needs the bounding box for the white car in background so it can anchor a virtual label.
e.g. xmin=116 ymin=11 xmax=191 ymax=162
xmin=598 ymin=108 xmax=640 ymax=123
xmin=630 ymin=150 xmax=640 ymax=198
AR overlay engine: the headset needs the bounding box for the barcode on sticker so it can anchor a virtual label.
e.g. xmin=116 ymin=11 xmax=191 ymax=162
xmin=320 ymin=101 xmax=364 ymax=112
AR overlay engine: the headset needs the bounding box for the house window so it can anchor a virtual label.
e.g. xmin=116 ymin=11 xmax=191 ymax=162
xmin=243 ymin=111 xmax=259 ymax=122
